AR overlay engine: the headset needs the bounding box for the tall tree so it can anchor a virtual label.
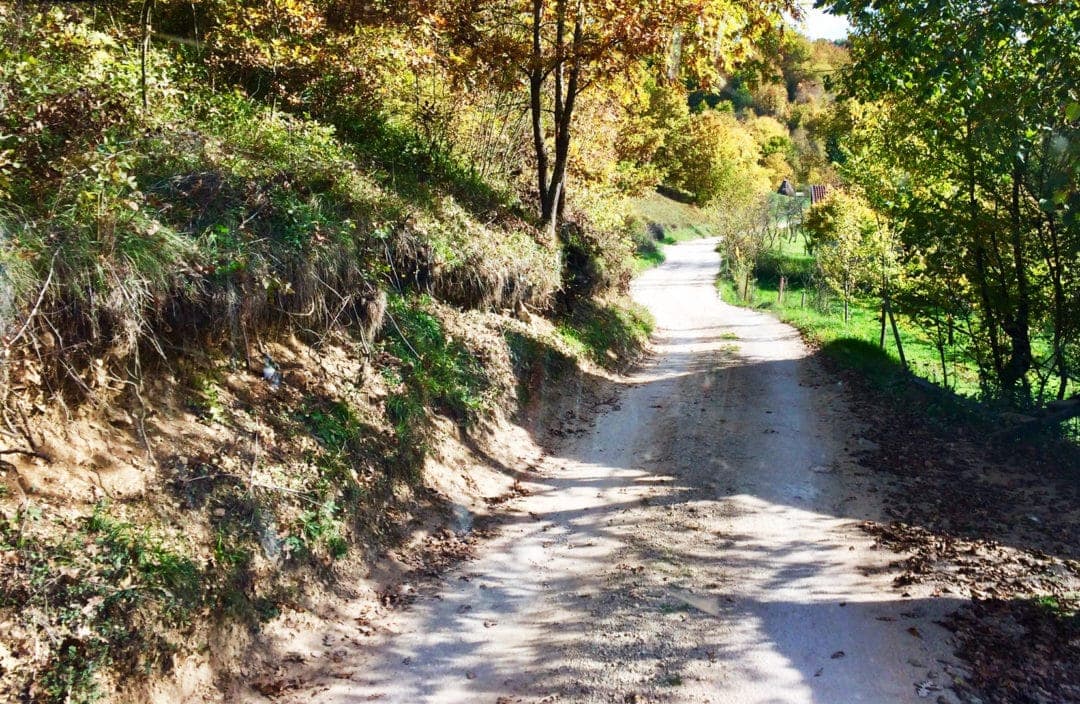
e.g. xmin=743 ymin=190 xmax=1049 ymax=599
xmin=434 ymin=0 xmax=794 ymax=238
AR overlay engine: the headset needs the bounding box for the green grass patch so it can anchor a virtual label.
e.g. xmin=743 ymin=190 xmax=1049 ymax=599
xmin=717 ymin=275 xmax=981 ymax=396
xmin=295 ymin=392 xmax=420 ymax=553
xmin=630 ymin=223 xmax=714 ymax=274
xmin=0 ymin=504 xmax=209 ymax=703
xmin=301 ymin=400 xmax=366 ymax=454
xmin=628 ymin=191 xmax=716 ymax=273
xmin=719 ymin=229 xmax=981 ymax=393
xmin=336 ymin=113 xmax=520 ymax=220
xmin=632 ymin=190 xmax=707 ymax=230
xmin=556 ymin=299 xmax=654 ymax=370
xmin=85 ymin=509 xmax=203 ymax=620
xmin=754 ymin=232 xmax=816 ymax=290
xmin=661 ymin=224 xmax=715 ymax=244
xmin=632 ymin=246 xmax=666 ymax=273
xmin=1034 ymin=594 xmax=1079 ymax=619
xmin=383 ymin=294 xmax=492 ymax=425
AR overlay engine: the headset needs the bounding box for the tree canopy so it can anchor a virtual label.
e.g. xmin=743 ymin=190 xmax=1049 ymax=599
xmin=429 ymin=0 xmax=796 ymax=234
xmin=826 ymin=0 xmax=1080 ymax=404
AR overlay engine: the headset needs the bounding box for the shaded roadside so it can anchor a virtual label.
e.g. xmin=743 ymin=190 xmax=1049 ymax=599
xmin=820 ymin=348 xmax=1080 ymax=704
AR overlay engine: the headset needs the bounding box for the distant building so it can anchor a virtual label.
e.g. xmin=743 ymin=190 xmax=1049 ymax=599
xmin=777 ymin=179 xmax=796 ymax=196
xmin=810 ymin=184 xmax=829 ymax=204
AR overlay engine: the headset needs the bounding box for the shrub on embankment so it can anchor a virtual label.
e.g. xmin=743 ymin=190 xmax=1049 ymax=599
xmin=0 ymin=10 xmax=559 ymax=398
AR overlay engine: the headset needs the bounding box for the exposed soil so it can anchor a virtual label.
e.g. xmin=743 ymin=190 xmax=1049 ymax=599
xmin=0 ymin=302 xmax=570 ymax=703
xmin=250 ymin=238 xmax=971 ymax=704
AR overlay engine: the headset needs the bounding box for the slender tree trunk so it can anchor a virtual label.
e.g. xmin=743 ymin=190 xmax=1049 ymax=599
xmin=879 ymin=248 xmax=888 ymax=348
xmin=1001 ymin=162 xmax=1033 ymax=400
xmin=546 ymin=4 xmax=581 ymax=231
xmin=529 ymin=0 xmax=582 ymax=241
xmin=843 ymin=273 xmax=851 ymax=323
xmin=529 ymin=0 xmax=554 ymax=239
xmin=935 ymin=316 xmax=948 ymax=388
xmin=887 ymin=298 xmax=907 ymax=370
xmin=547 ymin=0 xmax=566 ymax=228
xmin=1045 ymin=215 xmax=1069 ymax=400
xmin=967 ymin=115 xmax=1004 ymax=386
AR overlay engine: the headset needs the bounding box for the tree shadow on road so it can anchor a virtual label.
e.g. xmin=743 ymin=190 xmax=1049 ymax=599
xmin=252 ymin=322 xmax=1080 ymax=704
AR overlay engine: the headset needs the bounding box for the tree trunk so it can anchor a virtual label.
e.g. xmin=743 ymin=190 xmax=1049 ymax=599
xmin=935 ymin=316 xmax=948 ymax=388
xmin=529 ymin=0 xmax=554 ymax=240
xmin=545 ymin=3 xmax=581 ymax=233
xmin=529 ymin=0 xmax=582 ymax=242
xmin=1045 ymin=215 xmax=1069 ymax=400
xmin=966 ymin=115 xmax=1005 ymax=386
xmin=843 ymin=274 xmax=851 ymax=323
xmin=879 ymin=247 xmax=888 ymax=348
xmin=1000 ymin=162 xmax=1033 ymax=400
xmin=140 ymin=0 xmax=155 ymax=113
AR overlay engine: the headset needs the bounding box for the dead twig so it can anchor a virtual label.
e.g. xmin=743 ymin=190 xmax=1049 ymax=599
xmin=4 ymin=251 xmax=58 ymax=351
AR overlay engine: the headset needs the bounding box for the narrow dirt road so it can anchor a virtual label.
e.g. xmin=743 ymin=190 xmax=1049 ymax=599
xmin=274 ymin=238 xmax=964 ymax=703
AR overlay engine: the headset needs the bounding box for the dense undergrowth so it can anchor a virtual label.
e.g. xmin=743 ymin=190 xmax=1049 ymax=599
xmin=0 ymin=10 xmax=561 ymax=392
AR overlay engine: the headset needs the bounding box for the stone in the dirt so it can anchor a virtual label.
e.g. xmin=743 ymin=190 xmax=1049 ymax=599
xmin=915 ymin=679 xmax=940 ymax=697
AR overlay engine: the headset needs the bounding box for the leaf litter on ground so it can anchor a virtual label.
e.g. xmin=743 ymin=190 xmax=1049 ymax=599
xmin=830 ymin=362 xmax=1080 ymax=704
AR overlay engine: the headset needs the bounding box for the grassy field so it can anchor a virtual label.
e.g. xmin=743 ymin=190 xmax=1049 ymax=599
xmin=632 ymin=190 xmax=709 ymax=230
xmin=624 ymin=194 xmax=984 ymax=397
xmin=718 ymin=233 xmax=984 ymax=397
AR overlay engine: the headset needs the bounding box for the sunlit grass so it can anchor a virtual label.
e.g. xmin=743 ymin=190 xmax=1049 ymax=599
xmin=717 ymin=276 xmax=982 ymax=397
